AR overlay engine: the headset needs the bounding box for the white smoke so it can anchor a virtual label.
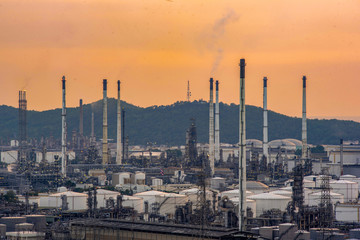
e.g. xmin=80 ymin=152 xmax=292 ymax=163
xmin=208 ymin=9 xmax=239 ymax=76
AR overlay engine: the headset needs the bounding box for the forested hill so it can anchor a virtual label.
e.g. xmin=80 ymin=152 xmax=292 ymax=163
xmin=0 ymin=100 xmax=359 ymax=146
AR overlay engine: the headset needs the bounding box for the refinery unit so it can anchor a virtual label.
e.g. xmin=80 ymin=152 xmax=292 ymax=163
xmin=0 ymin=59 xmax=360 ymax=239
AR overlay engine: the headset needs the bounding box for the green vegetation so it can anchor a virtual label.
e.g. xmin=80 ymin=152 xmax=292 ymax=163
xmin=0 ymin=100 xmax=359 ymax=146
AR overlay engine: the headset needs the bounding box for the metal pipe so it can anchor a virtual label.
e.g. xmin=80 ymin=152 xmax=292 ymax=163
xmin=102 ymin=79 xmax=108 ymax=165
xmin=263 ymin=77 xmax=269 ymax=163
xmin=209 ymin=78 xmax=215 ymax=176
xmin=116 ymin=80 xmax=122 ymax=165
xmin=79 ymin=99 xmax=83 ymax=136
xmin=91 ymin=108 xmax=95 ymax=145
xmin=215 ymin=80 xmax=220 ymax=162
xmin=239 ymin=59 xmax=246 ymax=231
xmin=301 ymin=76 xmax=307 ymax=163
xmin=61 ymin=76 xmax=67 ymax=177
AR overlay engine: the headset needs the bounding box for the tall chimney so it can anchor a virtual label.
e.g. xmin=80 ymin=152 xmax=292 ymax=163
xmin=116 ymin=80 xmax=122 ymax=165
xmin=102 ymin=79 xmax=108 ymax=165
xmin=301 ymin=76 xmax=307 ymax=162
xmin=215 ymin=80 xmax=220 ymax=162
xmin=340 ymin=139 xmax=344 ymax=176
xmin=263 ymin=77 xmax=269 ymax=163
xmin=91 ymin=108 xmax=95 ymax=145
xmin=18 ymin=90 xmax=27 ymax=172
xmin=239 ymin=58 xmax=246 ymax=231
xmin=61 ymin=76 xmax=67 ymax=177
xmin=209 ymin=78 xmax=215 ymax=176
xmin=79 ymin=99 xmax=83 ymax=136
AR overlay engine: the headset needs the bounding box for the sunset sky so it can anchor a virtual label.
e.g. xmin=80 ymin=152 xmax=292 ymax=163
xmin=0 ymin=0 xmax=359 ymax=120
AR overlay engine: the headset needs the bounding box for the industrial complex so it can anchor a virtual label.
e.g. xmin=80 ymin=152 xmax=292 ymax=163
xmin=1 ymin=59 xmax=360 ymax=239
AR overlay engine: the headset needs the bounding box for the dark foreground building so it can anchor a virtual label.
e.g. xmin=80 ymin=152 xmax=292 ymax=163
xmin=70 ymin=219 xmax=257 ymax=240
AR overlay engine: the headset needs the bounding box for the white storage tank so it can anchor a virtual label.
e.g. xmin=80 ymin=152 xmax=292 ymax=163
xmin=220 ymin=189 xmax=254 ymax=199
xmin=270 ymin=190 xmax=292 ymax=197
xmin=335 ymin=203 xmax=360 ymax=222
xmin=118 ymin=172 xmax=131 ymax=185
xmin=155 ymin=193 xmax=188 ymax=218
xmin=210 ymin=177 xmax=226 ymax=190
xmin=151 ymin=178 xmax=163 ymax=186
xmin=134 ymin=190 xmax=168 ymax=210
xmin=179 ymin=188 xmax=217 ymax=209
xmin=229 ymin=197 xmax=257 ymax=217
xmin=40 ymin=191 xmax=87 ymax=210
xmin=308 ymin=191 xmax=344 ymax=207
xmin=248 ymin=193 xmax=291 ymax=216
xmin=330 ymin=180 xmax=358 ymax=202
xmin=122 ymin=195 xmax=144 ymax=213
xmin=340 ymin=175 xmax=360 ymax=191
xmin=96 ymin=189 xmax=120 ymax=208
xmin=57 ymin=186 xmax=67 ymax=193
xmin=134 ymin=172 xmax=146 ymax=185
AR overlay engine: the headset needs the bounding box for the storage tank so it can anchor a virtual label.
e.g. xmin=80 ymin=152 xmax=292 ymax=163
xmin=96 ymin=189 xmax=120 ymax=208
xmin=122 ymin=195 xmax=144 ymax=213
xmin=340 ymin=175 xmax=360 ymax=191
xmin=248 ymin=193 xmax=291 ymax=216
xmin=25 ymin=215 xmax=46 ymax=232
xmin=134 ymin=190 xmax=168 ymax=210
xmin=41 ymin=191 xmax=87 ymax=210
xmin=57 ymin=186 xmax=67 ymax=193
xmin=0 ymin=217 xmax=26 ymax=232
xmin=151 ymin=178 xmax=163 ymax=186
xmin=308 ymin=191 xmax=344 ymax=207
xmin=210 ymin=177 xmax=226 ymax=190
xmin=229 ymin=197 xmax=257 ymax=217
xmin=118 ymin=172 xmax=131 ymax=185
xmin=15 ymin=223 xmax=33 ymax=232
xmin=335 ymin=203 xmax=360 ymax=222
xmin=270 ymin=190 xmax=292 ymax=197
xmin=134 ymin=171 xmax=146 ymax=185
xmin=155 ymin=193 xmax=188 ymax=218
xmin=330 ymin=180 xmax=358 ymax=202
xmin=220 ymin=189 xmax=254 ymax=199
xmin=179 ymin=188 xmax=217 ymax=209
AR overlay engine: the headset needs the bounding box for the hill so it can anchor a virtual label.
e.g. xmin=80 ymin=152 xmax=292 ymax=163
xmin=0 ymin=100 xmax=359 ymax=146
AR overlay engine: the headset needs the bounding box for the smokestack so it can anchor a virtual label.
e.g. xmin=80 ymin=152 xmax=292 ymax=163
xmin=79 ymin=99 xmax=83 ymax=136
xmin=102 ymin=79 xmax=108 ymax=165
xmin=209 ymin=78 xmax=215 ymax=176
xmin=18 ymin=90 xmax=27 ymax=172
xmin=301 ymin=76 xmax=307 ymax=162
xmin=215 ymin=80 xmax=220 ymax=162
xmin=91 ymin=109 xmax=95 ymax=145
xmin=61 ymin=76 xmax=67 ymax=177
xmin=340 ymin=139 xmax=344 ymax=176
xmin=263 ymin=77 xmax=269 ymax=163
xmin=239 ymin=58 xmax=246 ymax=231
xmin=116 ymin=80 xmax=122 ymax=165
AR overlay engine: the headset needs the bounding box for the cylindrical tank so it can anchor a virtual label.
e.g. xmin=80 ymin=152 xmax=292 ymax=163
xmin=15 ymin=223 xmax=34 ymax=232
xmin=0 ymin=217 xmax=26 ymax=232
xmin=248 ymin=193 xmax=291 ymax=216
xmin=122 ymin=195 xmax=144 ymax=213
xmin=210 ymin=177 xmax=226 ymax=190
xmin=96 ymin=189 xmax=120 ymax=208
xmin=308 ymin=191 xmax=344 ymax=207
xmin=134 ymin=172 xmax=146 ymax=185
xmin=330 ymin=180 xmax=358 ymax=202
xmin=270 ymin=190 xmax=292 ymax=197
xmin=155 ymin=193 xmax=188 ymax=218
xmin=230 ymin=197 xmax=257 ymax=218
xmin=152 ymin=178 xmax=163 ymax=186
xmin=45 ymin=191 xmax=87 ymax=210
xmin=25 ymin=215 xmax=46 ymax=232
xmin=134 ymin=190 xmax=167 ymax=210
xmin=220 ymin=189 xmax=253 ymax=199
xmin=119 ymin=172 xmax=131 ymax=185
xmin=57 ymin=186 xmax=67 ymax=193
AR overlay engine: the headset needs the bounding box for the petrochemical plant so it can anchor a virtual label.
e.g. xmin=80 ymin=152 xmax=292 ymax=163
xmin=1 ymin=59 xmax=360 ymax=239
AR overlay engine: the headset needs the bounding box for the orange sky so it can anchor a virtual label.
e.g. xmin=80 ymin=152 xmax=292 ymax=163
xmin=1 ymin=0 xmax=360 ymax=119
